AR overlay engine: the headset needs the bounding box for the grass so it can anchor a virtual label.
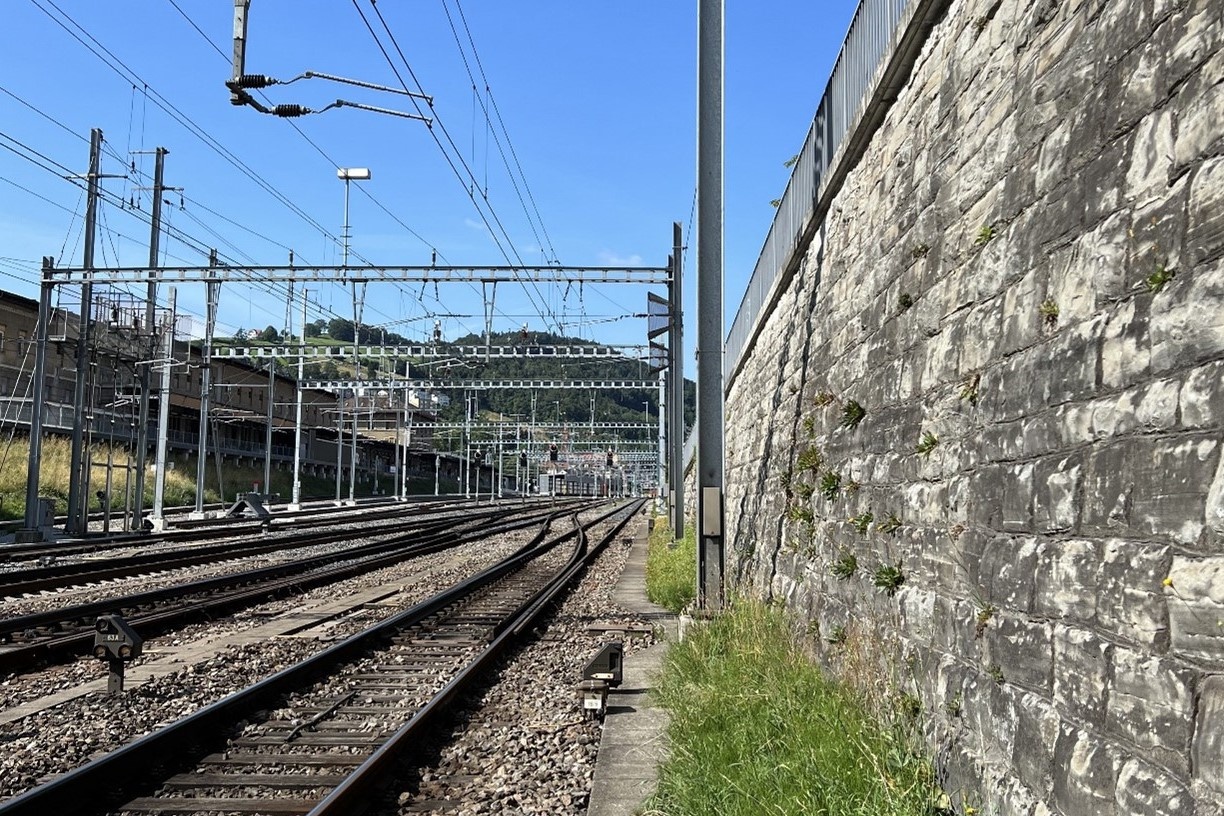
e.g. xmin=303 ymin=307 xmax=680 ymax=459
xmin=646 ymin=515 xmax=697 ymax=613
xmin=0 ymin=434 xmax=444 ymax=521
xmin=647 ymin=600 xmax=940 ymax=816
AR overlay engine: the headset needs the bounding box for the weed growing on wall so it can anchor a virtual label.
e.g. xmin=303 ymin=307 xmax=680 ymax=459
xmin=832 ymin=551 xmax=859 ymax=579
xmin=820 ymin=470 xmax=842 ymax=500
xmin=1146 ymin=263 xmax=1175 ymax=293
xmin=873 ymin=563 xmax=906 ymax=596
xmin=849 ymin=511 xmax=874 ymax=535
xmin=840 ymin=400 xmax=867 ymax=429
xmin=916 ymin=431 xmax=939 ymax=457
xmin=959 ymin=373 xmax=980 ymax=406
xmin=974 ymin=224 xmax=996 ymax=246
xmin=1039 ymin=299 xmax=1059 ymax=327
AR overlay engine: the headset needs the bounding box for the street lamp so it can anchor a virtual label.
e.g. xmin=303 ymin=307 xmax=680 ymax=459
xmin=339 ymin=167 xmax=370 ymax=504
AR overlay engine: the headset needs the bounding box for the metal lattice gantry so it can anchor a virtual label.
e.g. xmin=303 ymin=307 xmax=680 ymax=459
xmin=428 ymin=422 xmax=655 ymax=432
xmin=300 ymin=379 xmax=658 ymax=391
xmin=41 ymin=263 xmax=671 ymax=285
xmin=212 ymin=344 xmax=649 ymax=361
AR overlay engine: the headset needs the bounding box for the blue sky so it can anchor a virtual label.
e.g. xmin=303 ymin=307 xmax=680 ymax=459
xmin=0 ymin=1 xmax=859 ymax=375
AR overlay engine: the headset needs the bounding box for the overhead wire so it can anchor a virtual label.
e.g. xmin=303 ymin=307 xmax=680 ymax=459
xmin=352 ymin=0 xmax=562 ymax=335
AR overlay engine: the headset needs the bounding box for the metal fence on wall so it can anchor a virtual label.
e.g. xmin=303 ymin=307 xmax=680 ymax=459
xmin=724 ymin=0 xmax=915 ymax=382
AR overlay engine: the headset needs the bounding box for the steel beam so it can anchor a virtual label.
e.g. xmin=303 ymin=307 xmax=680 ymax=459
xmin=43 ymin=264 xmax=671 ymax=285
xmin=211 ymin=344 xmax=648 ymax=360
xmin=300 ymin=379 xmax=657 ymax=391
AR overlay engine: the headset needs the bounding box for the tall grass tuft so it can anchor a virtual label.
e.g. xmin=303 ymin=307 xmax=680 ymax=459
xmin=0 ymin=434 xmax=384 ymax=520
xmin=648 ymin=600 xmax=940 ymax=816
xmin=645 ymin=515 xmax=696 ymax=612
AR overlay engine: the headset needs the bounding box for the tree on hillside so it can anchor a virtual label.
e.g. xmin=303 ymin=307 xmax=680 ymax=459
xmin=260 ymin=325 xmax=281 ymax=342
xmin=305 ymin=319 xmax=327 ymax=338
xmin=328 ymin=318 xmax=355 ymax=341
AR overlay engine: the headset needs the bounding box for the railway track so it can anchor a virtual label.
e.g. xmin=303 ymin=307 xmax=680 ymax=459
xmin=0 ymin=499 xmax=573 ymax=598
xmin=0 ymin=499 xmax=642 ymax=816
xmin=0 ymin=496 xmax=485 ymax=566
xmin=0 ymin=502 xmax=591 ymax=676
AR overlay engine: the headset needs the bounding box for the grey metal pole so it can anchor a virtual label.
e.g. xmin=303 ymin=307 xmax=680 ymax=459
xmin=134 ymin=146 xmax=167 ymax=528
xmin=151 ymin=288 xmax=176 ymax=529
xmin=696 ymin=0 xmax=725 ymax=610
xmin=335 ymin=395 xmax=343 ymax=503
xmin=290 ymin=286 xmax=306 ymax=509
xmin=657 ymin=370 xmax=665 ymax=511
xmin=349 ymin=281 xmax=363 ymax=504
xmin=263 ymin=357 xmax=274 ymax=496
xmin=17 ymin=260 xmax=54 ymax=541
xmin=67 ymin=128 xmax=103 ymax=534
xmin=394 ymin=404 xmax=403 ymax=501
xmin=193 ymin=255 xmax=218 ymax=516
xmin=669 ymin=222 xmax=685 ymax=538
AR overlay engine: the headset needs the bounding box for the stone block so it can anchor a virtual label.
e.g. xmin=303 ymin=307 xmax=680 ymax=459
xmin=1132 ymin=377 xmax=1182 ymax=433
xmin=1020 ymin=411 xmax=1063 ymax=459
xmin=1125 ymin=109 xmax=1176 ymax=207
xmin=1130 ymin=436 xmax=1221 ymax=545
xmin=1081 ymin=435 xmax=1220 ymax=544
xmin=1150 ymin=261 xmax=1224 ymax=374
xmin=1052 ymin=724 xmax=1124 ymax=816
xmin=1032 ymin=453 xmax=1082 ymax=533
xmin=1194 ymin=675 xmax=1224 ymax=796
xmin=1115 ymin=758 xmax=1195 ymax=816
xmin=1101 ymin=298 xmax=1152 ymax=390
xmin=1090 ymin=389 xmax=1142 ymax=441
xmin=1180 ymin=360 xmax=1224 ymax=429
xmin=1053 ymin=624 xmax=1111 ymax=727
xmin=1172 ymin=51 xmax=1224 ymax=171
xmin=1081 ymin=442 xmax=1135 ymax=535
xmin=1001 ymin=461 xmax=1036 ymax=532
xmin=1012 ymin=690 xmax=1060 ymax=798
xmin=1107 ymin=646 xmax=1197 ymax=773
xmin=962 ymin=673 xmax=1019 ymax=764
xmin=1073 ymin=210 xmax=1131 ymax=307
xmin=1042 ymin=316 xmax=1104 ymax=407
xmin=984 ymin=613 xmax=1053 ymax=693
xmin=1168 ymin=556 xmax=1224 ymax=663
xmin=970 ymin=533 xmax=1040 ymax=614
xmin=1187 ymin=159 xmax=1224 ymax=266
xmin=1097 ymin=540 xmax=1172 ymax=649
xmin=1209 ymin=454 xmax=1224 ymax=549
xmin=1131 ymin=173 xmax=1191 ymax=283
xmin=1034 ymin=539 xmax=1100 ymax=622
xmin=1000 ymin=270 xmax=1043 ymax=357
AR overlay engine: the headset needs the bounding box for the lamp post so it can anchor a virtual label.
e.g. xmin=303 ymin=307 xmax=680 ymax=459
xmin=338 ymin=167 xmax=370 ymax=504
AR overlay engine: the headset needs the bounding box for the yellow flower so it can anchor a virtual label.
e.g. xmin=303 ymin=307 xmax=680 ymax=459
xmin=1162 ymin=577 xmax=1174 ymax=588
xmin=966 ymin=808 xmax=977 ymax=815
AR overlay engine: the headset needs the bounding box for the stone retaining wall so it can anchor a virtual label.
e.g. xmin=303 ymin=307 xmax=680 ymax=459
xmin=724 ymin=0 xmax=1223 ymax=812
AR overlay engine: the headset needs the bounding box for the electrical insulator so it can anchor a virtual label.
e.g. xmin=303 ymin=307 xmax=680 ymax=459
xmin=549 ymin=444 xmax=558 ymax=462
xmin=272 ymin=104 xmax=310 ymax=118
xmin=237 ymin=74 xmax=278 ymax=88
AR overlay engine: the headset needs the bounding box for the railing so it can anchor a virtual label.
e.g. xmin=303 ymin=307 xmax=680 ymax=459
xmin=724 ymin=0 xmax=917 ymax=382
